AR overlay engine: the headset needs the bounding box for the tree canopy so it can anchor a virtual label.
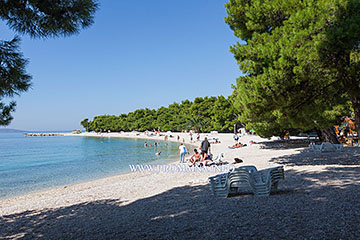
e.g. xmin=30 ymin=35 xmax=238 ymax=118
xmin=225 ymin=0 xmax=360 ymax=140
xmin=81 ymin=96 xmax=238 ymax=133
xmin=0 ymin=0 xmax=98 ymax=125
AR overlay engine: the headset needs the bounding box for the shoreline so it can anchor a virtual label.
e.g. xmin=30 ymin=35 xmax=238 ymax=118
xmin=1 ymin=131 xmax=196 ymax=201
xmin=0 ymin=132 xmax=263 ymax=211
xmin=0 ymin=131 xmax=215 ymax=202
xmin=2 ymin=132 xmax=360 ymax=238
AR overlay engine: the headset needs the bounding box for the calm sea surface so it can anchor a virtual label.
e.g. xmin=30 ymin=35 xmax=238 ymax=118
xmin=0 ymin=133 xmax=180 ymax=199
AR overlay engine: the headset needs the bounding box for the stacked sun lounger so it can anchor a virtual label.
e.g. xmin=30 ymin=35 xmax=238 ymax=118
xmin=208 ymin=165 xmax=285 ymax=197
xmin=208 ymin=173 xmax=229 ymax=198
xmin=310 ymin=142 xmax=343 ymax=152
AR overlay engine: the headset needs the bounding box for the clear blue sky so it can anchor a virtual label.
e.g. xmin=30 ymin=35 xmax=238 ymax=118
xmin=1 ymin=0 xmax=240 ymax=131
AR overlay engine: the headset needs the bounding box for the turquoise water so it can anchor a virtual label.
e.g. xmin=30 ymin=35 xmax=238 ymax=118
xmin=0 ymin=133 xmax=180 ymax=199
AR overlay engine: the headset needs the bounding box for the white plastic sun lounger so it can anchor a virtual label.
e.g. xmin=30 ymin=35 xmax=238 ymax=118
xmin=208 ymin=165 xmax=284 ymax=197
xmin=310 ymin=142 xmax=343 ymax=152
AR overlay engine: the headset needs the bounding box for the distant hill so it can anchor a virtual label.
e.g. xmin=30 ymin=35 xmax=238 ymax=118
xmin=0 ymin=128 xmax=26 ymax=133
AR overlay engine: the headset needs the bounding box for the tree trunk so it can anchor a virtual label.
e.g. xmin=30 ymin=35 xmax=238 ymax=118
xmin=315 ymin=129 xmax=325 ymax=142
xmin=317 ymin=127 xmax=339 ymax=144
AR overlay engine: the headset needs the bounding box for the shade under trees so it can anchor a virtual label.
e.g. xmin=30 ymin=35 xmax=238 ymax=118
xmin=225 ymin=0 xmax=360 ymax=142
xmin=0 ymin=0 xmax=98 ymax=125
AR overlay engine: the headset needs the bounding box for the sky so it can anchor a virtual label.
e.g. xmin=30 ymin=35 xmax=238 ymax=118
xmin=1 ymin=0 xmax=241 ymax=131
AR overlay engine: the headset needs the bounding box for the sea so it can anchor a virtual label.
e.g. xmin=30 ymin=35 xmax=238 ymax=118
xmin=0 ymin=132 xmax=180 ymax=199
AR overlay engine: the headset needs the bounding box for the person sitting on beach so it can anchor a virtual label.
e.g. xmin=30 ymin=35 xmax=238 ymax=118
xmin=188 ymin=149 xmax=201 ymax=167
xmin=199 ymin=154 xmax=213 ymax=167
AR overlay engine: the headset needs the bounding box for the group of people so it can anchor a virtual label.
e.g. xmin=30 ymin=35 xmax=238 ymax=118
xmin=179 ymin=137 xmax=212 ymax=167
xmin=188 ymin=132 xmax=201 ymax=142
xmin=144 ymin=141 xmax=161 ymax=147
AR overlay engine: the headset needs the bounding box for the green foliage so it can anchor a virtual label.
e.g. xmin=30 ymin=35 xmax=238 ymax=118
xmin=225 ymin=0 xmax=358 ymax=137
xmin=0 ymin=37 xmax=31 ymax=125
xmin=0 ymin=0 xmax=98 ymax=126
xmin=84 ymin=96 xmax=238 ymax=133
xmin=80 ymin=118 xmax=89 ymax=132
xmin=0 ymin=0 xmax=99 ymax=38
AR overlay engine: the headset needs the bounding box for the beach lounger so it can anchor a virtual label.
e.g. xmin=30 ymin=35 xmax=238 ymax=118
xmin=310 ymin=144 xmax=322 ymax=152
xmin=208 ymin=173 xmax=229 ymax=198
xmin=320 ymin=142 xmax=343 ymax=152
xmin=310 ymin=142 xmax=343 ymax=152
xmin=208 ymin=165 xmax=284 ymax=197
xmin=241 ymin=166 xmax=284 ymax=196
xmin=228 ymin=167 xmax=256 ymax=195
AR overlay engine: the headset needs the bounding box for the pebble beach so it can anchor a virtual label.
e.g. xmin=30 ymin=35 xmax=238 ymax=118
xmin=1 ymin=132 xmax=360 ymax=239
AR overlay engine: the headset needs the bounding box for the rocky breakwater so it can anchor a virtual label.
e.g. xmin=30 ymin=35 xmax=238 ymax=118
xmin=25 ymin=133 xmax=65 ymax=137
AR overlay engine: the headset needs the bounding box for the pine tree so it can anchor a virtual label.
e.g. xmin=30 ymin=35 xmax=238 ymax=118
xmin=0 ymin=0 xmax=98 ymax=125
xmin=225 ymin=0 xmax=360 ymax=141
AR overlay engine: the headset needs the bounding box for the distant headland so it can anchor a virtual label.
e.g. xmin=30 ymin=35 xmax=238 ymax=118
xmin=0 ymin=128 xmax=26 ymax=133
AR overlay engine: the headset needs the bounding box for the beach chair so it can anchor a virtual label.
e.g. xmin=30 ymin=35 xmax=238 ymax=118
xmin=320 ymin=142 xmax=343 ymax=152
xmin=267 ymin=166 xmax=285 ymax=192
xmin=249 ymin=166 xmax=284 ymax=196
xmin=208 ymin=166 xmax=254 ymax=197
xmin=208 ymin=173 xmax=229 ymax=198
xmin=327 ymin=143 xmax=343 ymax=152
xmin=310 ymin=143 xmax=322 ymax=152
xmin=333 ymin=144 xmax=343 ymax=151
xmin=228 ymin=166 xmax=257 ymax=195
xmin=208 ymin=165 xmax=284 ymax=197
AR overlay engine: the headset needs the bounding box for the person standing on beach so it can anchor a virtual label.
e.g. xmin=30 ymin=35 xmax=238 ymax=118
xmin=200 ymin=137 xmax=211 ymax=161
xmin=179 ymin=143 xmax=187 ymax=163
